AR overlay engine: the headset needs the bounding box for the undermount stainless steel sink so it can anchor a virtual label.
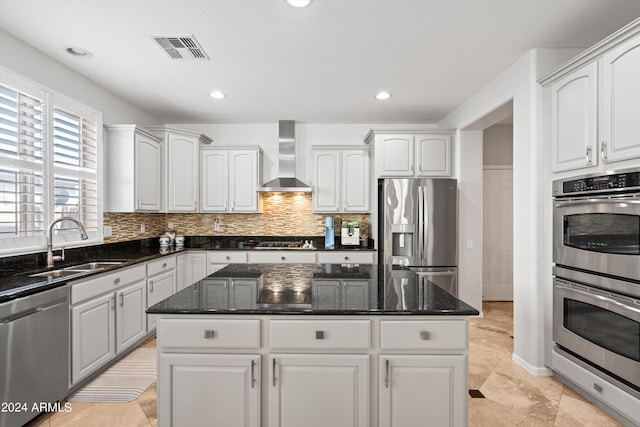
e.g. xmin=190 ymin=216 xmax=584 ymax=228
xmin=29 ymin=260 xmax=128 ymax=279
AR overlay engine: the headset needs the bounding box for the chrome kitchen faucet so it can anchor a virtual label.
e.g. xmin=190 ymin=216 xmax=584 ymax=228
xmin=46 ymin=217 xmax=89 ymax=267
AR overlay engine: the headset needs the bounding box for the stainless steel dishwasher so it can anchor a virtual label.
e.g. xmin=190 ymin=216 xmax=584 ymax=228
xmin=0 ymin=285 xmax=69 ymax=427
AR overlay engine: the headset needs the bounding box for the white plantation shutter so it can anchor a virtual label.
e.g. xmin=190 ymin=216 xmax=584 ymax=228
xmin=0 ymin=83 xmax=45 ymax=249
xmin=0 ymin=68 xmax=103 ymax=255
xmin=52 ymin=108 xmax=99 ymax=234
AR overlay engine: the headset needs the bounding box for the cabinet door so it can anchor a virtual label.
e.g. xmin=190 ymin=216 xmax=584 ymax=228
xmin=377 ymin=135 xmax=414 ymax=176
xmin=379 ymin=355 xmax=466 ymax=427
xmin=229 ymin=150 xmax=260 ymax=212
xmin=167 ymin=132 xmax=199 ymax=212
xmin=71 ymin=293 xmax=116 ymax=384
xmin=550 ymin=62 xmax=598 ymax=171
xmin=230 ymin=279 xmax=258 ymax=309
xmin=311 ymin=279 xmax=341 ymax=310
xmin=186 ymin=252 xmax=208 ymax=285
xmin=342 ymin=150 xmax=370 ymax=211
xmin=134 ymin=132 xmax=162 ymax=211
xmin=601 ymin=36 xmax=640 ymax=163
xmin=147 ymin=270 xmax=176 ymax=330
xmin=116 ymin=279 xmax=147 ymax=354
xmin=312 ymin=151 xmax=340 ymax=212
xmin=416 ymin=134 xmax=451 ymax=176
xmin=269 ymin=354 xmax=369 ymax=427
xmin=201 ymin=150 xmax=229 ymax=212
xmin=159 ymin=353 xmax=260 ymax=427
xmin=342 ymin=280 xmax=369 ymax=310
xmin=202 ymin=279 xmax=230 ymax=309
xmin=176 ymin=254 xmax=187 ymax=292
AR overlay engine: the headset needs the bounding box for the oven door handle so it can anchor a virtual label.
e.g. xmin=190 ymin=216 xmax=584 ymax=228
xmin=554 ymin=197 xmax=640 ymax=208
xmin=555 ymin=281 xmax=640 ymax=315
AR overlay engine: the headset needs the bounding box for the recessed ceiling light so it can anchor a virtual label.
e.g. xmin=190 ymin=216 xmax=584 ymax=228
xmin=286 ymin=0 xmax=313 ymax=7
xmin=376 ymin=91 xmax=392 ymax=100
xmin=209 ymin=91 xmax=226 ymax=99
xmin=64 ymin=46 xmax=92 ymax=58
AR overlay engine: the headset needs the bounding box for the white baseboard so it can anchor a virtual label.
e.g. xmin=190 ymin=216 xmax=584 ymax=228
xmin=512 ymin=353 xmax=553 ymax=377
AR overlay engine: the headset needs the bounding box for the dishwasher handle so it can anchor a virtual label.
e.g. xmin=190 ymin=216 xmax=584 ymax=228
xmin=0 ymin=297 xmax=67 ymax=325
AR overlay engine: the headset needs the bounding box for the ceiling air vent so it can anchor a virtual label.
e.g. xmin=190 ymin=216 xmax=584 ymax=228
xmin=153 ymin=35 xmax=209 ymax=60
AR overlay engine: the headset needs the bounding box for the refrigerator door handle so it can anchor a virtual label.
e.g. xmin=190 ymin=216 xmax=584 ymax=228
xmin=417 ymin=186 xmax=424 ymax=262
xmin=422 ymin=185 xmax=429 ymax=264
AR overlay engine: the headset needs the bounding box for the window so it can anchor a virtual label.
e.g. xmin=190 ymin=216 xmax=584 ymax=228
xmin=0 ymin=68 xmax=102 ymax=255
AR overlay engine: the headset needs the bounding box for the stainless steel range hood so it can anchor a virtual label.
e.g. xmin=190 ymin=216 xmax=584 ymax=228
xmin=259 ymin=120 xmax=312 ymax=192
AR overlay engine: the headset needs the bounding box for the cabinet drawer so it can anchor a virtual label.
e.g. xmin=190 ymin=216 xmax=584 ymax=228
xmin=317 ymin=251 xmax=375 ymax=264
xmin=247 ymin=251 xmax=317 ymax=264
xmin=208 ymin=251 xmax=248 ymax=264
xmin=71 ymin=264 xmax=146 ymax=305
xmin=147 ymin=255 xmax=176 ymax=277
xmin=380 ymin=320 xmax=467 ymax=350
xmin=157 ymin=318 xmax=260 ymax=348
xmin=270 ymin=320 xmax=370 ymax=350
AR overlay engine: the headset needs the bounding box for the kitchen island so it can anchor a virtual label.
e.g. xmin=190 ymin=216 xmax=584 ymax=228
xmin=148 ymin=263 xmax=478 ymax=427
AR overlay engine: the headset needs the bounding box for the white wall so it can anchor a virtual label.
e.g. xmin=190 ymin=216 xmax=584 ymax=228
xmin=0 ymin=28 xmax=160 ymax=125
xmin=440 ymin=48 xmax=582 ymax=375
xmin=484 ymin=124 xmax=513 ymax=166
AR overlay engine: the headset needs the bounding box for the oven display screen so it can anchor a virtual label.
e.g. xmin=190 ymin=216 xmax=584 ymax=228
xmin=562 ymin=171 xmax=640 ymax=194
xmin=564 ymin=214 xmax=640 ymax=255
xmin=564 ymin=299 xmax=640 ymax=362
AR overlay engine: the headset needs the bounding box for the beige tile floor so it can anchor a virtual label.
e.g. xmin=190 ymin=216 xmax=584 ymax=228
xmin=26 ymin=302 xmax=624 ymax=426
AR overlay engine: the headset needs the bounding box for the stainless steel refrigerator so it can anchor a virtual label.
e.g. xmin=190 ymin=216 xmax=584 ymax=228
xmin=378 ymin=178 xmax=458 ymax=296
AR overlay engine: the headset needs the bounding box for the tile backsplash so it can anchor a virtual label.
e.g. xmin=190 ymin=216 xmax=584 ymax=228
xmin=104 ymin=193 xmax=369 ymax=243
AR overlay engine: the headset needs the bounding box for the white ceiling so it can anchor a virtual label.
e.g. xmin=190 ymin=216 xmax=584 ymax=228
xmin=1 ymin=0 xmax=639 ymax=124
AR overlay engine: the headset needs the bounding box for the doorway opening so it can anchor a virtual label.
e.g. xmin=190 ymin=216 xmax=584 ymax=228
xmin=482 ymin=120 xmax=513 ymax=301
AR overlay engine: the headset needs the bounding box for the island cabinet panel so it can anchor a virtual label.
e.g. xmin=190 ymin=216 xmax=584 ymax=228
xmin=380 ymin=320 xmax=468 ymax=350
xmin=379 ymin=355 xmax=466 ymax=427
xmin=159 ymin=353 xmax=260 ymax=427
xmin=157 ymin=318 xmax=261 ymax=349
xmin=269 ymin=320 xmax=371 ymax=350
xmin=268 ymin=354 xmax=369 ymax=427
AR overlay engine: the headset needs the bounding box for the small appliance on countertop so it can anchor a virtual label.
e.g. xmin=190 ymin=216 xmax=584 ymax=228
xmin=341 ymin=220 xmax=360 ymax=246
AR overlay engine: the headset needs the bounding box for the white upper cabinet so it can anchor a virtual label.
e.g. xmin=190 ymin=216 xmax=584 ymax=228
xmin=542 ymin=25 xmax=640 ymax=172
xmin=415 ymin=134 xmax=451 ymax=176
xmin=201 ymin=147 xmax=263 ymax=213
xmin=105 ymin=125 xmax=162 ymax=212
xmin=312 ymin=147 xmax=370 ymax=213
xmin=148 ymin=127 xmax=212 ymax=213
xmin=377 ymin=135 xmax=414 ymax=176
xmin=549 ymin=62 xmax=599 ymax=172
xmin=601 ymin=35 xmax=640 ymax=163
xmin=367 ymin=130 xmax=454 ymax=178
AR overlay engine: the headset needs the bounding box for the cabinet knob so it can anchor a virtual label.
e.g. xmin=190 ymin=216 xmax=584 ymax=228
xmin=315 ymin=330 xmax=325 ymax=340
xmin=114 ymin=278 xmax=120 ymax=285
xmin=149 ymin=281 xmax=154 ymax=292
xmin=601 ymin=141 xmax=608 ymax=162
xmin=344 ymin=256 xmax=349 ymax=260
xmin=204 ymin=330 xmax=215 ymax=339
xmin=420 ymin=331 xmax=430 ymax=340
xmin=226 ymin=256 xmax=231 ymax=260
xmin=163 ymin=262 xmax=167 ymax=268
xmin=593 ymin=383 xmax=603 ymax=393
xmin=585 ymin=145 xmax=592 ymax=165
xmin=281 ymin=256 xmax=286 ymax=260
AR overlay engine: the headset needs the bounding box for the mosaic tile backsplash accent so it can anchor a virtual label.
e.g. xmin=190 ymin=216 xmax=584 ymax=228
xmin=104 ymin=193 xmax=369 ymax=243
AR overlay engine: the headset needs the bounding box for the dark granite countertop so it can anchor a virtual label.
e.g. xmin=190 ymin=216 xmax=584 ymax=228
xmin=0 ymin=236 xmax=375 ymax=303
xmin=147 ymin=263 xmax=479 ymax=316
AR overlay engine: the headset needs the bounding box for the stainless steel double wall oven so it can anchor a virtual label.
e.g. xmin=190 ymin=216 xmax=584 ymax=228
xmin=553 ymin=168 xmax=640 ymax=397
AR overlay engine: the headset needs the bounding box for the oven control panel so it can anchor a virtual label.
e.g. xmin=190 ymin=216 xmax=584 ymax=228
xmin=554 ymin=169 xmax=640 ymax=196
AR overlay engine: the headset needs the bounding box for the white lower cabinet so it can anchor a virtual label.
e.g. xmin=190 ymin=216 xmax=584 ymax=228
xmin=269 ymin=354 xmax=369 ymax=427
xmin=202 ymin=278 xmax=258 ymax=309
xmin=156 ymin=316 xmax=469 ymax=427
xmin=147 ymin=270 xmax=175 ymax=331
xmin=186 ymin=251 xmax=208 ymax=285
xmin=379 ymin=355 xmax=466 ymax=427
xmin=159 ymin=353 xmax=260 ymax=427
xmin=70 ymin=265 xmax=147 ymax=385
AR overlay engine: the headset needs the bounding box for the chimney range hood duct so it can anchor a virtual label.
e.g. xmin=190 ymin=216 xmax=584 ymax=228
xmin=259 ymin=120 xmax=312 ymax=192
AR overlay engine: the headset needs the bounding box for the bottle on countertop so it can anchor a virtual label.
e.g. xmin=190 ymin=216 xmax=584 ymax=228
xmin=325 ymin=217 xmax=335 ymax=250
